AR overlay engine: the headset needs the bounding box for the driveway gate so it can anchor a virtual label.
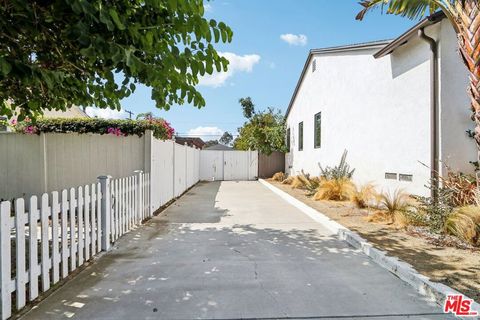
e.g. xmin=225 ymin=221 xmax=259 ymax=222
xmin=200 ymin=150 xmax=258 ymax=181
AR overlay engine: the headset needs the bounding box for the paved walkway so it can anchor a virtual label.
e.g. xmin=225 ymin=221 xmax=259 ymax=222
xmin=22 ymin=181 xmax=448 ymax=319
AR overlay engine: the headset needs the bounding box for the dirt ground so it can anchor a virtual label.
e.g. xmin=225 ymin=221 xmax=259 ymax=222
xmin=268 ymin=180 xmax=480 ymax=302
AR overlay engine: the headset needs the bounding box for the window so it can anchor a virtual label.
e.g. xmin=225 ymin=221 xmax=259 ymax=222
xmin=314 ymin=112 xmax=321 ymax=148
xmin=298 ymin=122 xmax=303 ymax=151
xmin=312 ymin=59 xmax=316 ymax=73
xmin=286 ymin=128 xmax=291 ymax=151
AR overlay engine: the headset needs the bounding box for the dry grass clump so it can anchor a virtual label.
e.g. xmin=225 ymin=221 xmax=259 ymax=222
xmin=367 ymin=189 xmax=411 ymax=225
xmin=444 ymin=206 xmax=480 ymax=245
xmin=351 ymin=184 xmax=377 ymax=209
xmin=271 ymin=172 xmax=286 ymax=182
xmin=281 ymin=176 xmax=294 ymax=185
xmin=291 ymin=175 xmax=307 ymax=189
xmin=313 ymin=178 xmax=355 ymax=201
xmin=289 ymin=171 xmax=320 ymax=192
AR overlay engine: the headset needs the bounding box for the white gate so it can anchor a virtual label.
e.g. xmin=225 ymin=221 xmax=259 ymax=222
xmin=200 ymin=150 xmax=258 ymax=181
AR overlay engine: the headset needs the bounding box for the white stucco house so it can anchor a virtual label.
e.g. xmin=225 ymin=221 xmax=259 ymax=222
xmin=285 ymin=12 xmax=476 ymax=196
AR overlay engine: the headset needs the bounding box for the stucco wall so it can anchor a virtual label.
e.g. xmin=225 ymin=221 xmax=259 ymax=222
xmin=285 ymin=22 xmax=469 ymax=196
xmin=438 ymin=20 xmax=476 ymax=175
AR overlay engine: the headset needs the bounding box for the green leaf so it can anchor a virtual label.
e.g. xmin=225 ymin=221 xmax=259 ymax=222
xmin=168 ymin=0 xmax=177 ymax=10
xmin=109 ymin=9 xmax=126 ymax=30
xmin=213 ymin=28 xmax=220 ymax=42
xmin=0 ymin=58 xmax=12 ymax=76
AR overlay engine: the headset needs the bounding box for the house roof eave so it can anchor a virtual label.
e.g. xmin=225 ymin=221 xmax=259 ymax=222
xmin=373 ymin=11 xmax=446 ymax=59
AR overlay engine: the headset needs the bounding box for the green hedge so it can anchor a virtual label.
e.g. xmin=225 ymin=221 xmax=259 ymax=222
xmin=12 ymin=117 xmax=175 ymax=140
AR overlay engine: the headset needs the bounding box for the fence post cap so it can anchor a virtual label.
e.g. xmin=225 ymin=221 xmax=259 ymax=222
xmin=133 ymin=170 xmax=143 ymax=174
xmin=97 ymin=175 xmax=112 ymax=180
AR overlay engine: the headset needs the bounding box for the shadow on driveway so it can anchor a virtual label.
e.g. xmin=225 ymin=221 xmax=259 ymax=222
xmin=20 ymin=181 xmax=450 ymax=320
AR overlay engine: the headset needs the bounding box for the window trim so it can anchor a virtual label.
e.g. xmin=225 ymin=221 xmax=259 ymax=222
xmin=298 ymin=121 xmax=303 ymax=151
xmin=314 ymin=112 xmax=321 ymax=149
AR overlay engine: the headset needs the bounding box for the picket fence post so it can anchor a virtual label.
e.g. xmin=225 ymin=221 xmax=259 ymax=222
xmin=98 ymin=175 xmax=111 ymax=252
xmin=134 ymin=170 xmax=143 ymax=222
xmin=0 ymin=201 xmax=12 ymax=320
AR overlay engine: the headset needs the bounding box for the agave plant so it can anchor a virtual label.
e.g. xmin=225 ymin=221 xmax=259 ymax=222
xmin=318 ymin=150 xmax=355 ymax=180
xmin=356 ymin=0 xmax=480 ymax=176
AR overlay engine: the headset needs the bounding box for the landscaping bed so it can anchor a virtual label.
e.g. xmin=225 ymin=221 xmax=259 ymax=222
xmin=267 ymin=180 xmax=480 ymax=302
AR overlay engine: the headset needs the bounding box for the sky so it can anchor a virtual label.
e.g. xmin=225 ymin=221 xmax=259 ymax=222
xmin=86 ymin=0 xmax=418 ymax=141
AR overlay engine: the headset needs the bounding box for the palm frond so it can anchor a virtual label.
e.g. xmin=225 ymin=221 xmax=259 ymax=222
xmin=356 ymin=0 xmax=448 ymax=21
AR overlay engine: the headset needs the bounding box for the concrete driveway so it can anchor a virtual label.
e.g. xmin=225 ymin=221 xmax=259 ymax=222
xmin=22 ymin=181 xmax=448 ymax=320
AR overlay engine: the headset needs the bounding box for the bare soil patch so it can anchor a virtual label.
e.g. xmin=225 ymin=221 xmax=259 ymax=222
xmin=268 ymin=180 xmax=480 ymax=301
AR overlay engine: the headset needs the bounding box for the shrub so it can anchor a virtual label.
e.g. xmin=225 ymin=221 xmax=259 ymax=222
xmin=318 ymin=149 xmax=355 ymax=180
xmin=12 ymin=117 xmax=175 ymax=140
xmin=413 ymin=168 xmax=477 ymax=233
xmin=401 ymin=208 xmax=428 ymax=227
xmin=271 ymin=172 xmax=286 ymax=182
xmin=444 ymin=206 xmax=480 ymax=245
xmin=416 ymin=193 xmax=452 ymax=233
xmin=352 ymin=184 xmax=377 ymax=209
xmin=441 ymin=171 xmax=477 ymax=207
xmin=313 ymin=178 xmax=356 ymax=201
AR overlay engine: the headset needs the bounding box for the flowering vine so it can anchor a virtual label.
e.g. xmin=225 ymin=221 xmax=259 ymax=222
xmin=12 ymin=118 xmax=175 ymax=140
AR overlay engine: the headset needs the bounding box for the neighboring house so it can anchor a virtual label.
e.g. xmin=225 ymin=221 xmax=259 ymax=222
xmin=204 ymin=144 xmax=233 ymax=151
xmin=41 ymin=105 xmax=89 ymax=119
xmin=285 ymin=12 xmax=475 ymax=196
xmin=175 ymin=136 xmax=206 ymax=149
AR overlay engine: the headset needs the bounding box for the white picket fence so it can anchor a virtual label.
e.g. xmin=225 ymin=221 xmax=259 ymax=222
xmin=0 ymin=171 xmax=151 ymax=319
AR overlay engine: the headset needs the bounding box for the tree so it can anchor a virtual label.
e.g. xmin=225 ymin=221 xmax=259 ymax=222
xmin=356 ymin=1 xmax=480 ymax=172
xmin=219 ymin=131 xmax=233 ymax=145
xmin=233 ymin=98 xmax=287 ymax=155
xmin=239 ymin=97 xmax=255 ymax=119
xmin=136 ymin=112 xmax=154 ymax=120
xmin=0 ymin=0 xmax=233 ymax=120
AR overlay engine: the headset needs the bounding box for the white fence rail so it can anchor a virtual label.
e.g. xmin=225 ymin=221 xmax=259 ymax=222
xmin=0 ymin=171 xmax=151 ymax=319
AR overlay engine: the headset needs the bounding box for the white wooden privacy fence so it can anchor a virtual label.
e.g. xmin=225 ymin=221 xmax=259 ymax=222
xmin=0 ymin=171 xmax=151 ymax=320
xmin=199 ymin=150 xmax=258 ymax=181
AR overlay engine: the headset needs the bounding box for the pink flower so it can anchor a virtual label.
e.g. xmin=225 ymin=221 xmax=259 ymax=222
xmin=107 ymin=127 xmax=123 ymax=136
xmin=10 ymin=119 xmax=17 ymax=126
xmin=24 ymin=125 xmax=37 ymax=134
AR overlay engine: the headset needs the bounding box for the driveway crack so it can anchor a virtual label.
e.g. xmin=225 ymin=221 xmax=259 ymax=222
xmin=231 ymin=248 xmax=288 ymax=317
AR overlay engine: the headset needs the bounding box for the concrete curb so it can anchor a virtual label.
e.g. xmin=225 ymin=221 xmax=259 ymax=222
xmin=259 ymin=179 xmax=480 ymax=318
